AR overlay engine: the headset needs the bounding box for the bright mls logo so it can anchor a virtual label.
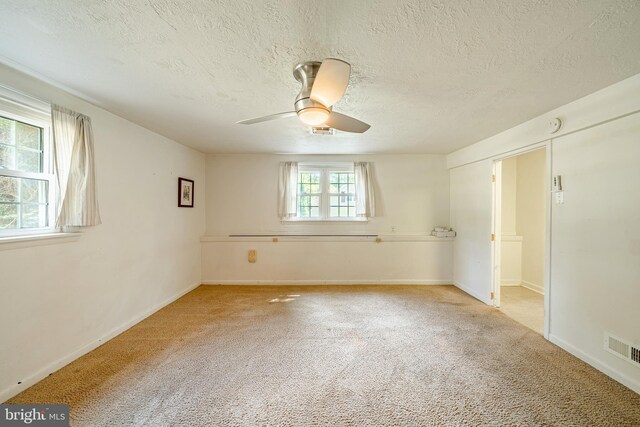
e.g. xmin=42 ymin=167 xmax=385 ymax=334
xmin=0 ymin=405 xmax=69 ymax=426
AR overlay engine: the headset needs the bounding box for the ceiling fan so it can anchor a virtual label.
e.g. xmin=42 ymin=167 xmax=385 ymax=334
xmin=237 ymin=59 xmax=370 ymax=133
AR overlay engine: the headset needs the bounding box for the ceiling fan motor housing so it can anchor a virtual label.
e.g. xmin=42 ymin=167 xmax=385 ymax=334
xmin=293 ymin=61 xmax=331 ymax=115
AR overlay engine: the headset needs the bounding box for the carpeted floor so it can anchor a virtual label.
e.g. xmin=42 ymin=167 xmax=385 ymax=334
xmin=7 ymin=285 xmax=640 ymax=426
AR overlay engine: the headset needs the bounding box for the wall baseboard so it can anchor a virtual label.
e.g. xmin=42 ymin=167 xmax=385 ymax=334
xmin=0 ymin=281 xmax=200 ymax=403
xmin=202 ymin=279 xmax=452 ymax=285
xmin=453 ymin=281 xmax=492 ymax=305
xmin=521 ymin=280 xmax=544 ymax=295
xmin=549 ymin=334 xmax=640 ymax=395
xmin=500 ymin=282 xmax=521 ymax=287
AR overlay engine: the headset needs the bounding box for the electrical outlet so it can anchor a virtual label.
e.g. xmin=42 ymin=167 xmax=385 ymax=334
xmin=248 ymin=250 xmax=257 ymax=263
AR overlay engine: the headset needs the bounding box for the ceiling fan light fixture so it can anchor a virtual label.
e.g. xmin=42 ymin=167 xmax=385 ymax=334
xmin=297 ymin=107 xmax=330 ymax=126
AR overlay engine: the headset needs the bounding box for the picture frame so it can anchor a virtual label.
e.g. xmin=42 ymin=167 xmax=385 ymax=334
xmin=178 ymin=177 xmax=194 ymax=208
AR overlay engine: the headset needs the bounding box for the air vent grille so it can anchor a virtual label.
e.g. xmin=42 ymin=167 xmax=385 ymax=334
xmin=604 ymin=332 xmax=640 ymax=369
xmin=608 ymin=335 xmax=629 ymax=358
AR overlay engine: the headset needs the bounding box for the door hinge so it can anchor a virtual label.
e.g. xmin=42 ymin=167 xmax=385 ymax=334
xmin=490 ymin=292 xmax=494 ymax=300
xmin=491 ymin=233 xmax=495 ymax=241
xmin=492 ymin=174 xmax=495 ymax=182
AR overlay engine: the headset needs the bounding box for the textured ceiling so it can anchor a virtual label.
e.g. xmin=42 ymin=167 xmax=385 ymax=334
xmin=1 ymin=1 xmax=639 ymax=154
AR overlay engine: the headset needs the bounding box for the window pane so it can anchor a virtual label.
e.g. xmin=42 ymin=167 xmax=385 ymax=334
xmin=330 ymin=172 xmax=355 ymax=194
xmin=0 ymin=176 xmax=49 ymax=229
xmin=0 ymin=145 xmax=15 ymax=169
xmin=21 ymin=203 xmax=47 ymax=228
xmin=21 ymin=178 xmax=48 ymax=203
xmin=16 ymin=149 xmax=42 ymax=173
xmin=0 ymin=117 xmax=14 ymax=145
xmin=0 ymin=116 xmax=44 ymax=173
xmin=330 ymin=207 xmax=338 ymax=217
xmin=0 ymin=203 xmax=17 ymax=228
xmin=16 ymin=122 xmax=42 ymax=151
xmin=0 ymin=175 xmax=18 ymax=202
xmin=310 ymin=207 xmax=320 ymax=217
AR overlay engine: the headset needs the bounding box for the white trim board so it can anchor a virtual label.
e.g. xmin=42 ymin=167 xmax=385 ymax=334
xmin=202 ymin=280 xmax=453 ymax=285
xmin=201 ymin=235 xmax=454 ymax=243
xmin=0 ymin=282 xmax=201 ymax=402
xmin=549 ymin=335 xmax=640 ymax=395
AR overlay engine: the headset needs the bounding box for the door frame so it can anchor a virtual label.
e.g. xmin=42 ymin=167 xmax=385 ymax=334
xmin=491 ymin=142 xmax=551 ymax=339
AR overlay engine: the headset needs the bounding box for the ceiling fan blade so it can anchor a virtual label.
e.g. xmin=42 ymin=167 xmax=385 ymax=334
xmin=236 ymin=111 xmax=296 ymax=125
xmin=325 ymin=112 xmax=370 ymax=133
xmin=310 ymin=58 xmax=351 ymax=108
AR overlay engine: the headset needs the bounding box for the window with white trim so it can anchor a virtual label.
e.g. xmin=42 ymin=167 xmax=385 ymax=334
xmin=0 ymin=102 xmax=54 ymax=236
xmin=296 ymin=164 xmax=360 ymax=220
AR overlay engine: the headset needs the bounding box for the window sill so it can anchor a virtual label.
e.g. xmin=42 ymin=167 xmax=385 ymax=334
xmin=0 ymin=232 xmax=81 ymax=251
xmin=281 ymin=218 xmax=368 ymax=223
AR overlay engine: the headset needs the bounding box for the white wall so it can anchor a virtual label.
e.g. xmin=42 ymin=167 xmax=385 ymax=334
xmin=205 ymin=154 xmax=449 ymax=235
xmin=550 ymin=112 xmax=639 ymax=391
xmin=500 ymin=236 xmax=522 ymax=286
xmin=515 ymin=149 xmax=545 ymax=292
xmin=499 ymin=157 xmax=522 ymax=286
xmin=447 ymin=73 xmax=640 ymax=394
xmin=499 ymin=151 xmax=546 ymax=291
xmin=0 ymin=64 xmax=206 ymax=401
xmin=203 ymin=154 xmax=452 ymax=283
xmin=500 ymin=157 xmax=518 ymax=236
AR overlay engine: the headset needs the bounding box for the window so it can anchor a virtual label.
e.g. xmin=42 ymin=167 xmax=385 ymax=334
xmin=296 ymin=164 xmax=360 ymax=220
xmin=0 ymin=104 xmax=54 ymax=236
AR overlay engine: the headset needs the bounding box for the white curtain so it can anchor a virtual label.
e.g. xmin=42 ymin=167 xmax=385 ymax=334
xmin=354 ymin=162 xmax=375 ymax=217
xmin=278 ymin=161 xmax=298 ymax=219
xmin=52 ymin=105 xmax=101 ymax=228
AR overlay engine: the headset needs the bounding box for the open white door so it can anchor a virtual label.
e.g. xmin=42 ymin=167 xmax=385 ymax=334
xmin=491 ymin=160 xmax=502 ymax=308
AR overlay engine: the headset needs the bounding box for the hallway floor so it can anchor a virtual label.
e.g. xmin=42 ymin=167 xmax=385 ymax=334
xmin=500 ymin=285 xmax=544 ymax=334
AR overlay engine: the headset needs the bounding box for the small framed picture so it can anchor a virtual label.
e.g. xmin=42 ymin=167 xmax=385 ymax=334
xmin=178 ymin=177 xmax=194 ymax=208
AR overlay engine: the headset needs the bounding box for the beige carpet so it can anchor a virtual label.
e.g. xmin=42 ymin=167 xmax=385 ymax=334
xmin=7 ymin=285 xmax=640 ymax=426
xmin=499 ymin=286 xmax=544 ymax=334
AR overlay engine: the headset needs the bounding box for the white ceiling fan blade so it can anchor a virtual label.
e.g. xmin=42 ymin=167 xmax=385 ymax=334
xmin=236 ymin=111 xmax=296 ymax=125
xmin=310 ymin=58 xmax=351 ymax=108
xmin=325 ymin=112 xmax=370 ymax=133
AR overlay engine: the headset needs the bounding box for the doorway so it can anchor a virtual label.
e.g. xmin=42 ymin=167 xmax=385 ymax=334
xmin=492 ymin=147 xmax=548 ymax=335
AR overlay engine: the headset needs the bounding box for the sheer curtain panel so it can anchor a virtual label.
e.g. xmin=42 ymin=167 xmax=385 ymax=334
xmin=278 ymin=161 xmax=298 ymax=219
xmin=52 ymin=105 xmax=101 ymax=228
xmin=354 ymin=162 xmax=375 ymax=218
